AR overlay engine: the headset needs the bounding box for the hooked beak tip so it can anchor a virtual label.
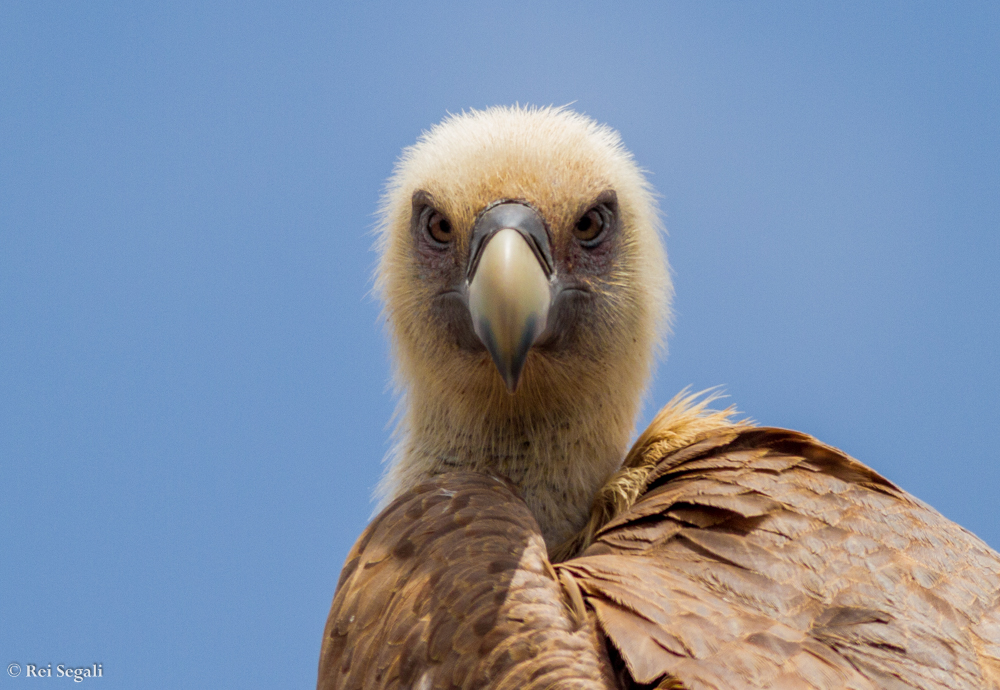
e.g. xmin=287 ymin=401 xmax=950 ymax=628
xmin=477 ymin=314 xmax=538 ymax=394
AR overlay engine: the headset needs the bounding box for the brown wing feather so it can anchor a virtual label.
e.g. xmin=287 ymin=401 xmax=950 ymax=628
xmin=317 ymin=472 xmax=617 ymax=690
xmin=319 ymin=427 xmax=1000 ymax=689
xmin=562 ymin=427 xmax=1000 ymax=689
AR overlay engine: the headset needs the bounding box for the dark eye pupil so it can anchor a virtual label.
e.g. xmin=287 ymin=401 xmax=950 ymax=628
xmin=575 ymin=210 xmax=606 ymax=243
xmin=426 ymin=211 xmax=452 ymax=244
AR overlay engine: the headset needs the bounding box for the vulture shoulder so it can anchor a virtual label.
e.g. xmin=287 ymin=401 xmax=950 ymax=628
xmin=317 ymin=473 xmax=617 ymax=690
xmin=319 ymin=424 xmax=1000 ymax=690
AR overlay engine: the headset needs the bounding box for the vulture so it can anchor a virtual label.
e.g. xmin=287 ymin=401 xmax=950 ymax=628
xmin=318 ymin=106 xmax=1000 ymax=689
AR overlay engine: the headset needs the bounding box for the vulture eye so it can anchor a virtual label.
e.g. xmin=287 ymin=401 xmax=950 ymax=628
xmin=428 ymin=213 xmax=452 ymax=244
xmin=573 ymin=205 xmax=612 ymax=247
xmin=426 ymin=210 xmax=453 ymax=245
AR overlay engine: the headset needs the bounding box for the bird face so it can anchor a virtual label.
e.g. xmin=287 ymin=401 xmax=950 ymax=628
xmin=415 ymin=187 xmax=622 ymax=394
xmin=378 ymin=107 xmax=670 ymax=414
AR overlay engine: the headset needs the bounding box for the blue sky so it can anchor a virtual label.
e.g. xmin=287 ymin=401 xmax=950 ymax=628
xmin=2 ymin=2 xmax=997 ymax=688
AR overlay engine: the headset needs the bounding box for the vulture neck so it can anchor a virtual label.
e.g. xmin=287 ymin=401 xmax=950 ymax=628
xmin=387 ymin=367 xmax=640 ymax=553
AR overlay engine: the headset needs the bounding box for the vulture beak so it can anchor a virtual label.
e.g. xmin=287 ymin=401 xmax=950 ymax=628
xmin=467 ymin=203 xmax=554 ymax=393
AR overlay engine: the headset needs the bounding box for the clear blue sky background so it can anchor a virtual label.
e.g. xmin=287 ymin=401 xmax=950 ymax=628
xmin=2 ymin=2 xmax=997 ymax=688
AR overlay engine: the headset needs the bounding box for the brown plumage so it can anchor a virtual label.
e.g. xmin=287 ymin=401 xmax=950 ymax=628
xmin=318 ymin=107 xmax=1000 ymax=689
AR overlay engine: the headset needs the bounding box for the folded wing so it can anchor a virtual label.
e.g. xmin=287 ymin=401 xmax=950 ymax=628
xmin=562 ymin=427 xmax=1000 ymax=689
xmin=317 ymin=473 xmax=616 ymax=690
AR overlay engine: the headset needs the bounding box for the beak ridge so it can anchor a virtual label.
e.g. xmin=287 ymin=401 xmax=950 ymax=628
xmin=468 ymin=228 xmax=551 ymax=393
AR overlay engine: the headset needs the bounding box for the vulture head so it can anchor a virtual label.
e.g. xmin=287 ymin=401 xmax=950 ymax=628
xmin=376 ymin=106 xmax=672 ymax=551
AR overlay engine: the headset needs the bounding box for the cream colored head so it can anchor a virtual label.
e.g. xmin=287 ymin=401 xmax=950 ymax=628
xmin=374 ymin=105 xmax=672 ymax=548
